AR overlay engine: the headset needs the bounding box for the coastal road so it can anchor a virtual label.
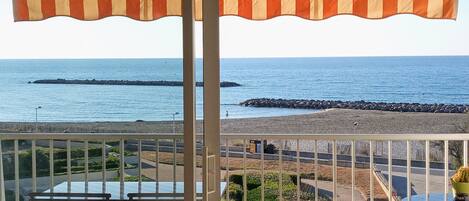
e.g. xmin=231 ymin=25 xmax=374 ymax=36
xmin=127 ymin=140 xmax=452 ymax=175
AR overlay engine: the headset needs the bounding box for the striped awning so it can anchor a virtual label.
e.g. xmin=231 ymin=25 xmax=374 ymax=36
xmin=13 ymin=0 xmax=458 ymax=21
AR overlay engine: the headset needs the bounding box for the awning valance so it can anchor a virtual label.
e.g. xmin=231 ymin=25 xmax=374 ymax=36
xmin=14 ymin=0 xmax=458 ymax=22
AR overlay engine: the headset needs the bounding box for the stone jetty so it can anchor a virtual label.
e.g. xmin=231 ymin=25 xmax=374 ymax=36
xmin=241 ymin=98 xmax=469 ymax=113
xmin=30 ymin=79 xmax=241 ymax=88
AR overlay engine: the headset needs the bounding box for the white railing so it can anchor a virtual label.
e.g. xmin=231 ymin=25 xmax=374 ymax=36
xmin=221 ymin=133 xmax=469 ymax=201
xmin=0 ymin=133 xmax=468 ymax=201
xmin=0 ymin=133 xmax=183 ymax=201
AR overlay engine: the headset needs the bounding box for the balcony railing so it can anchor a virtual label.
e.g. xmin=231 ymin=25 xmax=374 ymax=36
xmin=1 ymin=133 xmax=468 ymax=201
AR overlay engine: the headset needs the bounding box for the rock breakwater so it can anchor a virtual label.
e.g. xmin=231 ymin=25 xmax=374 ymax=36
xmin=31 ymin=79 xmax=241 ymax=88
xmin=240 ymin=98 xmax=469 ymax=113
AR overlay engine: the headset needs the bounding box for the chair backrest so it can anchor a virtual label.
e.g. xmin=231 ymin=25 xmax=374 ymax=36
xmin=29 ymin=192 xmax=112 ymax=201
xmin=127 ymin=193 xmax=203 ymax=201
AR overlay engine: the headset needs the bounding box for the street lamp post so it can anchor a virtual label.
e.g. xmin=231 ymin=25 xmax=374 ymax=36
xmin=172 ymin=112 xmax=180 ymax=134
xmin=171 ymin=112 xmax=180 ymax=192
xmin=35 ymin=106 xmax=42 ymax=133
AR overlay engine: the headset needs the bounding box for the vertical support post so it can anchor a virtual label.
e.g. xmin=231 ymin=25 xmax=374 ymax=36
xmin=314 ymin=140 xmax=318 ymax=201
xmin=155 ymin=139 xmax=160 ymax=194
xmin=296 ymin=139 xmax=300 ymax=201
xmin=138 ymin=140 xmax=142 ymax=193
xmin=279 ymin=140 xmax=283 ymax=201
xmin=67 ymin=140 xmax=71 ymax=193
xmin=261 ymin=139 xmax=265 ymax=201
xmin=0 ymin=140 xmax=4 ymax=201
xmin=226 ymin=139 xmax=231 ymax=201
xmin=202 ymin=0 xmax=220 ymax=199
xmin=85 ymin=140 xmax=89 ymax=193
xmin=370 ymin=141 xmax=374 ymax=201
xmin=352 ymin=140 xmax=356 ymax=201
xmin=407 ymin=141 xmax=412 ymax=200
xmin=388 ymin=141 xmax=392 ymax=201
xmin=464 ymin=140 xmax=468 ymax=167
xmin=14 ymin=140 xmax=19 ymax=201
xmin=444 ymin=140 xmax=449 ymax=201
xmin=182 ymin=0 xmax=196 ymax=196
xmin=173 ymin=139 xmax=177 ymax=193
xmin=49 ymin=139 xmax=54 ymax=192
xmin=243 ymin=139 xmax=247 ymax=201
xmin=102 ymin=140 xmax=107 ymax=193
xmin=32 ymin=140 xmax=37 ymax=192
xmin=120 ymin=139 xmax=125 ymax=200
xmin=425 ymin=140 xmax=430 ymax=201
xmin=332 ymin=140 xmax=337 ymax=201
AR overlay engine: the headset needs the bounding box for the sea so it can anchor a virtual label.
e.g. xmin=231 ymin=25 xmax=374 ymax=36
xmin=0 ymin=56 xmax=468 ymax=122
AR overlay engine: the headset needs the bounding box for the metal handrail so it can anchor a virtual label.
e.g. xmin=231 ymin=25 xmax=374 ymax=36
xmin=1 ymin=132 xmax=469 ymax=140
xmin=0 ymin=133 xmax=183 ymax=140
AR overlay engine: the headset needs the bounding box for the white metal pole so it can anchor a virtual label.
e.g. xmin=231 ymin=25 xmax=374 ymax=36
xmin=388 ymin=141 xmax=392 ymax=201
xmin=32 ymin=140 xmax=37 ymax=192
xmin=425 ymin=140 xmax=430 ymax=201
xmin=0 ymin=140 xmax=4 ymax=201
xmin=261 ymin=139 xmax=265 ymax=201
xmin=464 ymin=140 xmax=468 ymax=167
xmin=279 ymin=140 xmax=284 ymax=201
xmin=227 ymin=139 xmax=231 ymax=201
xmin=243 ymin=139 xmax=247 ymax=201
xmin=14 ymin=140 xmax=19 ymax=201
xmin=352 ymin=140 xmax=356 ymax=201
xmin=120 ymin=139 xmax=125 ymax=200
xmin=444 ymin=140 xmax=449 ymax=201
xmin=155 ymin=139 xmax=160 ymax=194
xmin=407 ymin=141 xmax=412 ymax=200
xmin=85 ymin=140 xmax=89 ymax=192
xmin=332 ymin=140 xmax=337 ymax=201
xmin=67 ymin=140 xmax=71 ymax=193
xmin=49 ymin=139 xmax=54 ymax=192
xmin=102 ymin=140 xmax=107 ymax=193
xmin=296 ymin=139 xmax=300 ymax=201
xmin=370 ymin=141 xmax=374 ymax=201
xmin=314 ymin=140 xmax=318 ymax=201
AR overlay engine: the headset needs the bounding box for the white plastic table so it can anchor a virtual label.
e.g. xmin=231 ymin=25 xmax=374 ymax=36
xmin=402 ymin=193 xmax=456 ymax=201
xmin=45 ymin=182 xmax=227 ymax=200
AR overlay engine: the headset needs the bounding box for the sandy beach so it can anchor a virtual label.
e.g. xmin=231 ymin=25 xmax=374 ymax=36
xmin=1 ymin=109 xmax=467 ymax=134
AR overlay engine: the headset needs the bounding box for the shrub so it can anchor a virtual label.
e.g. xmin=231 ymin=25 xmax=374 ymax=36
xmin=228 ymin=183 xmax=243 ymax=201
xmin=230 ymin=174 xmax=243 ymax=185
xmin=228 ymin=172 xmax=303 ymax=201
xmin=106 ymin=155 xmax=120 ymax=168
xmin=264 ymin=144 xmax=278 ymax=154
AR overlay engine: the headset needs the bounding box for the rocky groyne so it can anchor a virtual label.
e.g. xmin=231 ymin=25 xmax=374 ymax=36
xmin=241 ymin=98 xmax=469 ymax=113
xmin=30 ymin=79 xmax=241 ymax=87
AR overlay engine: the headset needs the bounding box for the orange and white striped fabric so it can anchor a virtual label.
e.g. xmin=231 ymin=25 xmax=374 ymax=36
xmin=13 ymin=0 xmax=458 ymax=21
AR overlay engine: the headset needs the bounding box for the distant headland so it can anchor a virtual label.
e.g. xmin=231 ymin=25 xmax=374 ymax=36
xmin=29 ymin=79 xmax=241 ymax=88
xmin=241 ymin=98 xmax=469 ymax=113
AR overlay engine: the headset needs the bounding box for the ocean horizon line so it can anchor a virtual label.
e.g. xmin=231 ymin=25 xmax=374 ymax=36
xmin=1 ymin=55 xmax=469 ymax=60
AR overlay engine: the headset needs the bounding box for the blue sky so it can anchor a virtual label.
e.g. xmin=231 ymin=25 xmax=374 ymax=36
xmin=0 ymin=1 xmax=468 ymax=58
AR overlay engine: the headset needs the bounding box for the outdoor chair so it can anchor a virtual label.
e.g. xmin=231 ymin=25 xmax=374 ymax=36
xmin=29 ymin=192 xmax=112 ymax=201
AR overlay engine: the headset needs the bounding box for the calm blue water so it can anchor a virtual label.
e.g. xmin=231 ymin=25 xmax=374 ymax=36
xmin=0 ymin=56 xmax=468 ymax=122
